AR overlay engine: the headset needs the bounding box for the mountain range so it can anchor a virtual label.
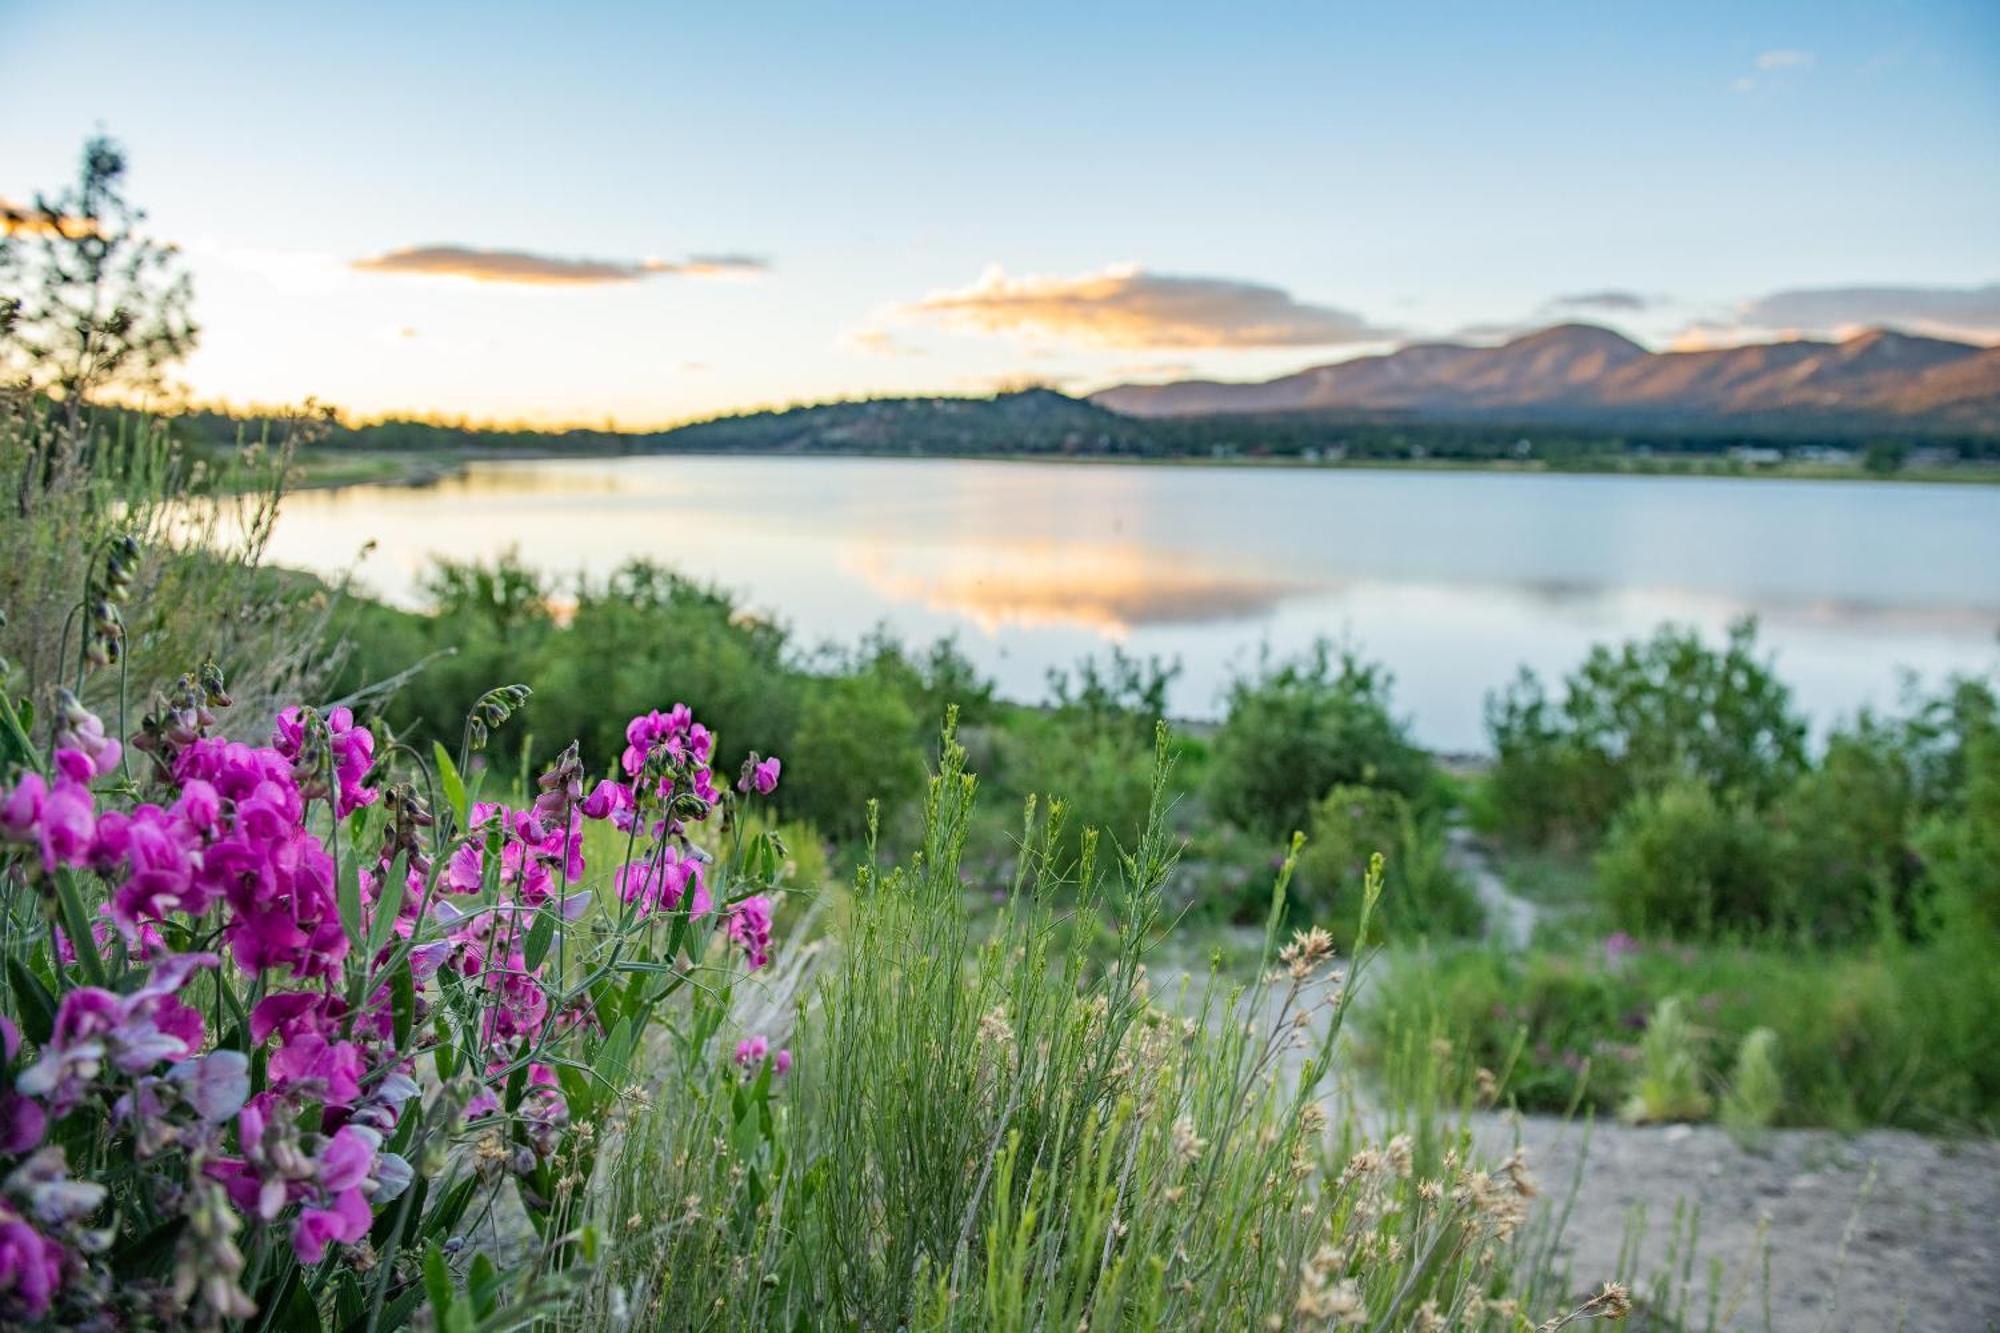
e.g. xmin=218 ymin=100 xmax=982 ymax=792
xmin=1089 ymin=324 xmax=2000 ymax=431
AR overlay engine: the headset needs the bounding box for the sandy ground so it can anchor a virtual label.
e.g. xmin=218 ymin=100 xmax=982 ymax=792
xmin=1460 ymin=1112 xmax=2000 ymax=1331
xmin=1437 ymin=832 xmax=1998 ymax=1329
xmin=1152 ymin=832 xmax=2000 ymax=1332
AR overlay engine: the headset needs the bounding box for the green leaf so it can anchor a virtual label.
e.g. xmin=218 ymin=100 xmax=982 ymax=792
xmin=523 ymin=908 xmax=555 ymax=973
xmin=368 ymin=850 xmax=409 ymax=958
xmin=390 ymin=961 xmax=415 ymax=1048
xmin=336 ymin=850 xmax=365 ymax=958
xmin=593 ymin=1016 xmax=638 ymax=1092
xmin=277 ymin=1274 xmax=323 ymax=1332
xmin=433 ymin=1015 xmax=458 ymax=1081
xmin=468 ymin=1253 xmax=502 ymax=1318
xmin=553 ymin=1060 xmax=597 ymax=1123
xmin=434 ymin=741 xmax=468 ymax=828
xmin=422 ymin=1242 xmax=454 ymax=1319
xmin=339 ymin=1287 xmax=424 ymax=1333
xmin=6 ymin=957 xmax=57 ymax=1045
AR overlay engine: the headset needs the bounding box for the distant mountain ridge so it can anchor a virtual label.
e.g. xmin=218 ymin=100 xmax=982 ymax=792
xmin=1089 ymin=324 xmax=2000 ymax=429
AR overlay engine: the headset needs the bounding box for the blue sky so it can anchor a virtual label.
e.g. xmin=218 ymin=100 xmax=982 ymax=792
xmin=2 ymin=0 xmax=1996 ymax=425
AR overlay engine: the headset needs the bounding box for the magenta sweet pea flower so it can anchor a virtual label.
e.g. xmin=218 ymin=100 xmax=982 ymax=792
xmin=53 ymin=693 xmax=121 ymax=779
xmin=0 ymin=772 xmax=46 ymax=843
xmin=726 ymin=895 xmax=774 ymax=971
xmin=34 ymin=779 xmax=96 ymax=873
xmin=291 ymin=1187 xmax=372 ymax=1266
xmin=0 ymin=1203 xmax=63 ymax=1320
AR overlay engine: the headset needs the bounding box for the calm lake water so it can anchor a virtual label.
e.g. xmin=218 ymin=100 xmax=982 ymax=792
xmin=266 ymin=457 xmax=2000 ymax=753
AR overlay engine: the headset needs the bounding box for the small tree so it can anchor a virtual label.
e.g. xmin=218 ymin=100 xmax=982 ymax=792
xmin=2 ymin=134 xmax=197 ymax=434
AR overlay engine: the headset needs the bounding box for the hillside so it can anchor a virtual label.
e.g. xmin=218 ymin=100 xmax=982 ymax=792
xmin=1091 ymin=324 xmax=2000 ymax=430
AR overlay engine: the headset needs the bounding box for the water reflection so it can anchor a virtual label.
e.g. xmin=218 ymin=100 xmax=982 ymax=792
xmin=844 ymin=543 xmax=1317 ymax=635
xmin=264 ymin=456 xmax=2000 ymax=750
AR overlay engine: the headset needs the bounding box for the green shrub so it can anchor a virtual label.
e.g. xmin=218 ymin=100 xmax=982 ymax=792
xmin=1484 ymin=619 xmax=1807 ymax=847
xmin=1294 ymin=784 xmax=1482 ymax=944
xmin=1596 ymin=777 xmax=1787 ymax=939
xmin=1209 ymin=641 xmax=1436 ymax=839
xmin=1770 ymin=716 xmax=1919 ymax=942
xmin=991 ymin=711 xmax=1161 ymax=871
xmin=1361 ymin=935 xmax=2000 ymax=1132
xmin=1916 ymin=706 xmax=2000 ymax=936
xmin=782 ymin=675 xmax=926 ymax=840
xmin=1721 ymin=1027 xmax=1783 ymax=1151
xmin=1620 ymin=996 xmax=1712 ymax=1124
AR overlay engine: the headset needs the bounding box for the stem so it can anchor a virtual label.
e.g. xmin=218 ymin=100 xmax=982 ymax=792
xmin=51 ymin=868 xmax=107 ymax=987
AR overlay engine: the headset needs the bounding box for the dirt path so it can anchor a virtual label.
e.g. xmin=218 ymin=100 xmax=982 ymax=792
xmin=1464 ymin=1113 xmax=2000 ymax=1331
xmin=1151 ymin=883 xmax=2000 ymax=1331
xmin=1422 ymin=832 xmax=2000 ymax=1330
xmin=1446 ymin=824 xmax=1539 ymax=949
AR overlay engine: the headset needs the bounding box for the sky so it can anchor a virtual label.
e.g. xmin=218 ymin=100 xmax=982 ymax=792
xmin=2 ymin=0 xmax=1997 ymax=427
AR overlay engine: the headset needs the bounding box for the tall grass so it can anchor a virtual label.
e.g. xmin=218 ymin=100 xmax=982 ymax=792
xmin=0 ymin=404 xmax=334 ymax=731
xmin=570 ymin=725 xmax=1601 ymax=1330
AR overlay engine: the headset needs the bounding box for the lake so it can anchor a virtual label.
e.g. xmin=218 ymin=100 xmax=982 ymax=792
xmin=265 ymin=457 xmax=2000 ymax=753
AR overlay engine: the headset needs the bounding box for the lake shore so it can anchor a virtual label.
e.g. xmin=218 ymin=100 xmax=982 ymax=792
xmin=280 ymin=442 xmax=2000 ymax=493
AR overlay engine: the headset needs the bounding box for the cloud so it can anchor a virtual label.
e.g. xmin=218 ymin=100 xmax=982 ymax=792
xmin=1734 ymin=49 xmax=1815 ymax=92
xmin=350 ymin=244 xmax=767 ymax=285
xmin=1108 ymin=360 xmax=1198 ymax=380
xmin=0 ymin=196 xmax=99 ymax=239
xmin=1549 ymin=289 xmax=1653 ymax=312
xmin=898 ymin=264 xmax=1395 ymax=349
xmin=840 ymin=328 xmax=925 ymax=357
xmin=1734 ymin=284 xmax=2000 ymax=342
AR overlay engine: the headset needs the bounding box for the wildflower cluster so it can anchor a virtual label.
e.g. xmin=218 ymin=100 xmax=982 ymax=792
xmin=0 ymin=673 xmax=786 ymax=1327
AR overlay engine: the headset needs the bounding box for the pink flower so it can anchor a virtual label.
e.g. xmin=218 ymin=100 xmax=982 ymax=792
xmin=774 ymin=1048 xmax=792 ymax=1076
xmin=34 ymin=779 xmax=96 ymax=873
xmin=615 ymin=847 xmax=710 ymax=919
xmin=272 ymin=706 xmax=377 ymax=819
xmin=579 ymin=779 xmax=631 ymax=821
xmin=315 ymin=1125 xmax=378 ymax=1194
xmin=0 ymin=1204 xmax=63 ymax=1320
xmin=0 ymin=773 xmax=46 ymax=842
xmin=737 ymin=754 xmax=781 ymax=796
xmin=291 ymin=1187 xmax=372 ymax=1266
xmin=53 ymin=693 xmax=121 ymax=779
xmin=726 ymin=895 xmax=774 ymax=971
xmin=734 ymin=1035 xmax=768 ymax=1067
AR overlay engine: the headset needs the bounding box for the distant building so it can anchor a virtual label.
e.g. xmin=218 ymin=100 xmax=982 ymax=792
xmin=1728 ymin=446 xmax=1784 ymax=466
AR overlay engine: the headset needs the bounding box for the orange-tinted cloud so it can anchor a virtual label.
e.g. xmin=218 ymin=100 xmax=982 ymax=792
xmin=0 ymin=197 xmax=99 ymax=239
xmin=839 ymin=328 xmax=925 ymax=356
xmin=351 ymin=244 xmax=766 ymax=285
xmin=900 ymin=264 xmax=1393 ymax=349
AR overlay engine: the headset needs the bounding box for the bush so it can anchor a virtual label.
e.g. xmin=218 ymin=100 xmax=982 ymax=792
xmin=1619 ymin=996 xmax=1712 ymax=1124
xmin=1293 ymin=784 xmax=1482 ymax=944
xmin=1209 ymin=642 xmax=1436 ymax=839
xmin=1484 ymin=619 xmax=1807 ymax=847
xmin=1361 ymin=934 xmax=2000 ymax=1132
xmin=1721 ymin=1028 xmax=1783 ymax=1150
xmin=782 ymin=675 xmax=925 ymax=840
xmin=1596 ymin=777 xmax=1787 ymax=939
xmin=1770 ymin=715 xmax=1920 ymax=942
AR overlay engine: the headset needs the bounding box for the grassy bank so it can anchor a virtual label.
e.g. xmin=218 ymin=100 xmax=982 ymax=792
xmin=275 ymin=439 xmax=2000 ymax=491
